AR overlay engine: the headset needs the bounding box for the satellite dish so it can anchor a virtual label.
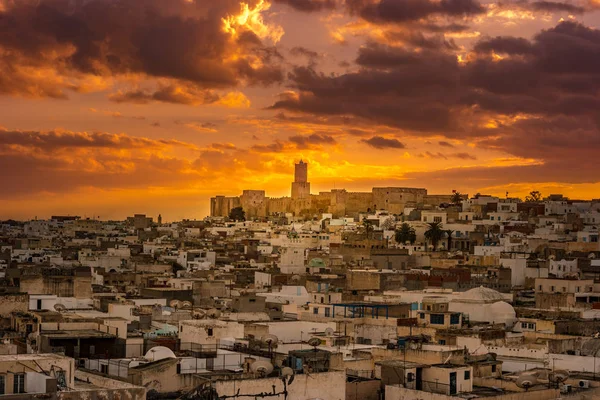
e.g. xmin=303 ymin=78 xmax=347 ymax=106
xmin=207 ymin=309 xmax=221 ymax=319
xmin=291 ymin=275 xmax=301 ymax=282
xmin=307 ymin=337 xmax=321 ymax=348
xmin=54 ymin=304 xmax=66 ymax=312
xmin=368 ymin=290 xmax=375 ymax=296
xmin=193 ymin=309 xmax=206 ymax=319
xmin=262 ymin=334 xmax=279 ymax=346
xmin=281 ymin=366 xmax=295 ymax=384
xmin=548 ymin=370 xmax=569 ymax=383
xmin=324 ymin=328 xmax=335 ymax=335
xmin=250 ymin=361 xmax=274 ymax=377
xmin=181 ymin=301 xmax=193 ymax=309
xmin=516 ymin=374 xmax=538 ymax=390
xmin=169 ymin=300 xmax=181 ymax=308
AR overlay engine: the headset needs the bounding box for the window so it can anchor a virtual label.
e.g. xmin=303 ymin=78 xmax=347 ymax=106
xmin=207 ymin=328 xmax=213 ymax=337
xmin=551 ymin=286 xmax=555 ymax=292
xmin=426 ymin=305 xmax=431 ymax=311
xmin=450 ymin=314 xmax=460 ymax=325
xmin=313 ymin=307 xmax=319 ymax=314
xmin=419 ymin=313 xmax=425 ymax=319
xmin=521 ymin=322 xmax=528 ymax=329
xmin=491 ymin=365 xmax=497 ymax=373
xmin=528 ymin=323 xmax=535 ymax=330
xmin=438 ymin=339 xmax=446 ymax=345
xmin=0 ymin=375 xmax=4 ymax=395
xmin=434 ymin=217 xmax=442 ymax=223
xmin=37 ymin=299 xmax=42 ymax=309
xmin=325 ymin=308 xmax=331 ymax=317
xmin=249 ymin=298 xmax=256 ymax=303
xmin=464 ymin=370 xmax=471 ymax=380
xmin=430 ymin=314 xmax=445 ymax=325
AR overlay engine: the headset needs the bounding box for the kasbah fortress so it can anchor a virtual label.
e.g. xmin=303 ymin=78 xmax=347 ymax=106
xmin=211 ymin=160 xmax=455 ymax=219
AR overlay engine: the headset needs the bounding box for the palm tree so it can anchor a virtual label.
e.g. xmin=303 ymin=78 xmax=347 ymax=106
xmin=451 ymin=192 xmax=462 ymax=206
xmin=445 ymin=230 xmax=455 ymax=250
xmin=362 ymin=219 xmax=374 ymax=239
xmin=395 ymin=223 xmax=416 ymax=245
xmin=424 ymin=222 xmax=444 ymax=251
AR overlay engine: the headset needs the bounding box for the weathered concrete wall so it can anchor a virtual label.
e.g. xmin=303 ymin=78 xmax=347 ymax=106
xmin=215 ymin=371 xmax=346 ymax=400
xmin=385 ymin=385 xmax=560 ymax=400
xmin=346 ymin=380 xmax=380 ymax=400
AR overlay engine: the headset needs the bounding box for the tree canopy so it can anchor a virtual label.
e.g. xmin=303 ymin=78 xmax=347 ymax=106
xmin=229 ymin=207 xmax=246 ymax=221
xmin=525 ymin=191 xmax=543 ymax=202
xmin=395 ymin=223 xmax=416 ymax=245
xmin=425 ymin=221 xmax=444 ymax=250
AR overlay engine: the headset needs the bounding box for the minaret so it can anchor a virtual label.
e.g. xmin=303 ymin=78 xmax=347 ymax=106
xmin=157 ymin=214 xmax=162 ymax=225
xmin=291 ymin=160 xmax=310 ymax=200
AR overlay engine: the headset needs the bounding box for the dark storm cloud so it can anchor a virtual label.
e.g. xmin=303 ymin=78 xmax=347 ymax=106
xmin=380 ymin=29 xmax=459 ymax=50
xmin=438 ymin=141 xmax=454 ymax=147
xmin=346 ymin=0 xmax=485 ymax=24
xmin=288 ymin=133 xmax=337 ymax=148
xmin=462 ymin=22 xmax=600 ymax=116
xmin=273 ymin=22 xmax=600 ymax=129
xmin=269 ymin=20 xmax=600 ymax=182
xmin=361 ymin=136 xmax=405 ymax=149
xmin=0 ymin=0 xmax=283 ymax=98
xmin=108 ymin=85 xmax=220 ymax=105
xmin=473 ymin=36 xmax=535 ymax=55
xmin=271 ymin=44 xmax=461 ymax=132
xmin=0 ymin=128 xmax=194 ymax=150
xmin=290 ymin=47 xmax=321 ymax=59
xmin=529 ymin=1 xmax=586 ymax=13
xmin=273 ymin=0 xmax=337 ymax=12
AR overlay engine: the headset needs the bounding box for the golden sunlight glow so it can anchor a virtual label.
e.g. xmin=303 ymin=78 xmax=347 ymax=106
xmin=492 ymin=51 xmax=505 ymax=61
xmin=222 ymin=0 xmax=284 ymax=43
xmin=216 ymin=91 xmax=251 ymax=108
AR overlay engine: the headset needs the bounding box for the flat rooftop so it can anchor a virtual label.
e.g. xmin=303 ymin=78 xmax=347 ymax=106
xmin=42 ymin=330 xmax=116 ymax=339
xmin=0 ymin=353 xmax=70 ymax=362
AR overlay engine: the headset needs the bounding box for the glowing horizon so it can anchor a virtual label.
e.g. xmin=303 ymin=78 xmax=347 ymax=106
xmin=1 ymin=0 xmax=600 ymax=221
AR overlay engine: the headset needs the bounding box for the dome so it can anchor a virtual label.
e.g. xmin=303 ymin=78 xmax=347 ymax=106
xmin=488 ymin=301 xmax=516 ymax=328
xmin=144 ymin=346 xmax=176 ymax=361
xmin=457 ymin=286 xmax=506 ymax=303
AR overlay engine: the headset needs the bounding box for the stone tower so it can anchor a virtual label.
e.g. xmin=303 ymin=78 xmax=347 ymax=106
xmin=291 ymin=160 xmax=310 ymax=200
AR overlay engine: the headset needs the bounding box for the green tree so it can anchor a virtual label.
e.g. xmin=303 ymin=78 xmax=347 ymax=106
xmin=451 ymin=192 xmax=463 ymax=205
xmin=395 ymin=223 xmax=416 ymax=245
xmin=424 ymin=222 xmax=444 ymax=251
xmin=229 ymin=207 xmax=246 ymax=221
xmin=525 ymin=191 xmax=542 ymax=202
xmin=362 ymin=219 xmax=374 ymax=239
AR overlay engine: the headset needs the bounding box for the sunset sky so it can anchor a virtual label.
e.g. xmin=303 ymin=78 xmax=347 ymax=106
xmin=1 ymin=0 xmax=600 ymax=221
